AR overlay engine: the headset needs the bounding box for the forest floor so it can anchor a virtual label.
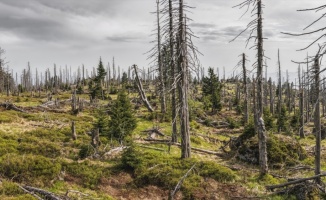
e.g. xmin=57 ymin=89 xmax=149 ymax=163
xmin=0 ymin=87 xmax=325 ymax=200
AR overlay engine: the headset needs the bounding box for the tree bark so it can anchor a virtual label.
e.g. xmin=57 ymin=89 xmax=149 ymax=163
xmin=169 ymin=0 xmax=178 ymax=143
xmin=157 ymin=0 xmax=167 ymax=114
xmin=257 ymin=0 xmax=268 ymax=175
xmin=242 ymin=53 xmax=249 ymax=124
xmin=313 ymin=56 xmax=321 ymax=184
xmin=178 ymin=0 xmax=191 ymax=159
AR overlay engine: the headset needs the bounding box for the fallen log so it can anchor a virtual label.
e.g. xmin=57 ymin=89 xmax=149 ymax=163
xmin=266 ymin=173 xmax=326 ymax=191
xmin=23 ymin=186 xmax=62 ymax=200
xmin=0 ymin=102 xmax=26 ymax=113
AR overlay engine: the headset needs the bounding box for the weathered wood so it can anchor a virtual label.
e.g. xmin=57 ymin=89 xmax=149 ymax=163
xmin=169 ymin=164 xmax=196 ymax=200
xmin=23 ymin=186 xmax=62 ymax=200
xmin=314 ymin=56 xmax=321 ymax=184
xmin=71 ymin=121 xmax=77 ymax=140
xmin=133 ymin=65 xmax=154 ymax=112
xmin=266 ymin=173 xmax=326 ymax=191
xmin=0 ymin=102 xmax=25 ymax=113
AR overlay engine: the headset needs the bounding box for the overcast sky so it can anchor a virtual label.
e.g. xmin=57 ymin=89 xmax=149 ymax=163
xmin=0 ymin=0 xmax=324 ymax=79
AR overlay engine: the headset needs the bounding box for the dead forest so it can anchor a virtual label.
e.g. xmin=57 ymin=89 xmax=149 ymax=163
xmin=0 ymin=0 xmax=326 ymax=200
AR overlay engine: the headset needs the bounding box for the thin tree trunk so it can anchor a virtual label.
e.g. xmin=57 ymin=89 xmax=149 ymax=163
xmin=243 ymin=54 xmax=249 ymax=124
xmin=299 ymin=65 xmax=305 ymax=138
xmin=178 ymin=0 xmax=191 ymax=159
xmin=257 ymin=0 xmax=268 ymax=175
xmin=156 ymin=0 xmax=167 ymax=114
xmin=314 ymin=56 xmax=321 ymax=184
xmin=169 ymin=0 xmax=177 ymax=143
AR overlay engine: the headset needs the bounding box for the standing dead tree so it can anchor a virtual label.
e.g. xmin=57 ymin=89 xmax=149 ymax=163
xmin=147 ymin=0 xmax=167 ymax=114
xmin=234 ymin=53 xmax=250 ymax=124
xmin=161 ymin=0 xmax=178 ymax=142
xmin=282 ymin=4 xmax=326 ymax=184
xmin=231 ymin=0 xmax=268 ymax=175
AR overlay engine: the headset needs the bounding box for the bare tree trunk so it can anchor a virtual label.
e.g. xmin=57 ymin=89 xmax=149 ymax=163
xmin=257 ymin=0 xmax=268 ymax=175
xmin=313 ymin=56 xmax=321 ymax=184
xmin=242 ymin=53 xmax=249 ymax=124
xmin=269 ymin=78 xmax=274 ymax=115
xmin=169 ymin=0 xmax=178 ymax=143
xmin=178 ymin=0 xmax=191 ymax=159
xmin=71 ymin=121 xmax=77 ymax=140
xmin=157 ymin=0 xmax=167 ymax=114
xmin=278 ymin=49 xmax=282 ymax=133
xmin=298 ymin=65 xmax=305 ymax=138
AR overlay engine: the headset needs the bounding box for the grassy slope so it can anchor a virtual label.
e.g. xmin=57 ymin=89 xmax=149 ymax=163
xmin=0 ymin=85 xmax=323 ymax=199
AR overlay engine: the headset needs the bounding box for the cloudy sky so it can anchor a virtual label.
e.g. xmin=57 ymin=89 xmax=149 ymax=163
xmin=0 ymin=0 xmax=324 ymax=79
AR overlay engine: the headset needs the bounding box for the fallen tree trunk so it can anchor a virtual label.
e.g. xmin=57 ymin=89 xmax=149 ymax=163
xmin=266 ymin=173 xmax=326 ymax=191
xmin=0 ymin=102 xmax=25 ymax=113
xmin=23 ymin=186 xmax=63 ymax=200
xmin=133 ymin=64 xmax=154 ymax=112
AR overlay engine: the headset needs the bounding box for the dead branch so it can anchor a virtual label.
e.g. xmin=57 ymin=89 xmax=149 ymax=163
xmin=266 ymin=173 xmax=326 ymax=191
xmin=133 ymin=64 xmax=154 ymax=112
xmin=169 ymin=164 xmax=196 ymax=200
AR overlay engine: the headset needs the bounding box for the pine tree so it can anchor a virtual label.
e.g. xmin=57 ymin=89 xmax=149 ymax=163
xmin=90 ymin=58 xmax=107 ymax=99
xmin=202 ymin=67 xmax=222 ymax=113
xmin=108 ymin=90 xmax=136 ymax=143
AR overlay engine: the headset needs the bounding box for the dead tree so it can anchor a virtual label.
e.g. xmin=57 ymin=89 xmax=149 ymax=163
xmin=234 ymin=53 xmax=250 ymax=124
xmin=177 ymin=0 xmax=191 ymax=159
xmin=231 ymin=0 xmax=268 ymax=175
xmin=268 ymin=77 xmax=274 ymax=114
xmin=277 ymin=49 xmax=282 ymax=133
xmin=313 ymin=56 xmax=321 ymax=184
xmin=156 ymin=0 xmax=167 ymax=114
xmin=298 ymin=65 xmax=305 ymax=138
xmin=133 ymin=65 xmax=154 ymax=112
xmin=71 ymin=121 xmax=77 ymax=140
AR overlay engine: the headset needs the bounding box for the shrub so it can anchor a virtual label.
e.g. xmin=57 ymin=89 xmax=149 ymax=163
xmin=78 ymin=144 xmax=94 ymax=159
xmin=0 ymin=154 xmax=61 ymax=185
xmin=0 ymin=180 xmax=23 ymax=195
xmin=63 ymin=161 xmax=110 ymax=189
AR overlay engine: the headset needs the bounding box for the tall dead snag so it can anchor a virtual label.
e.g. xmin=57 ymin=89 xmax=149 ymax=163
xmin=313 ymin=56 xmax=321 ymax=184
xmin=178 ymin=0 xmax=191 ymax=159
xmin=298 ymin=65 xmax=305 ymax=138
xmin=277 ymin=49 xmax=282 ymax=133
xmin=133 ymin=65 xmax=154 ymax=112
xmin=234 ymin=53 xmax=249 ymax=124
xmin=268 ymin=77 xmax=274 ymax=115
xmin=167 ymin=0 xmax=178 ymax=142
xmin=156 ymin=0 xmax=167 ymax=114
xmin=231 ymin=0 xmax=268 ymax=175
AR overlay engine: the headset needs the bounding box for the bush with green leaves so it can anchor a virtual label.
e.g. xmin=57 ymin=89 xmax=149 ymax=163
xmin=120 ymin=146 xmax=237 ymax=199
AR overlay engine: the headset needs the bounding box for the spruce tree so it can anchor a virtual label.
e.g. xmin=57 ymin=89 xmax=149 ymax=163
xmin=90 ymin=58 xmax=107 ymax=99
xmin=202 ymin=67 xmax=222 ymax=113
xmin=108 ymin=90 xmax=136 ymax=143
